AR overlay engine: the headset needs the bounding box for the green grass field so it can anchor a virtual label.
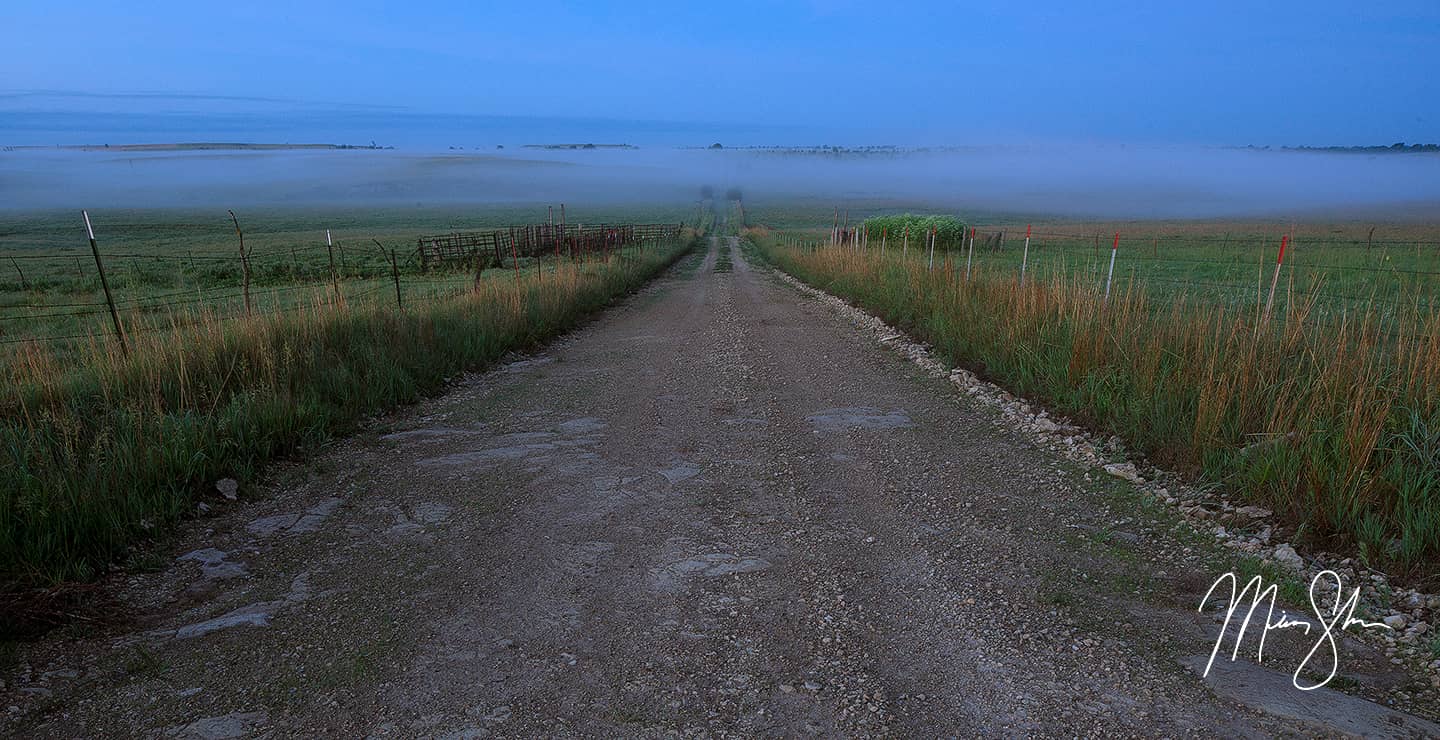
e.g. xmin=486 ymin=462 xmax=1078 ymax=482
xmin=747 ymin=200 xmax=1440 ymax=325
xmin=0 ymin=204 xmax=694 ymax=357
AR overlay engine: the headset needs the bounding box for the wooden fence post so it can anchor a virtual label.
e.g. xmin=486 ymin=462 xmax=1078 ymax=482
xmin=82 ymin=210 xmax=126 ymax=354
xmin=561 ymin=204 xmax=571 ymax=261
xmin=9 ymin=256 xmax=28 ymax=291
xmin=390 ymin=250 xmax=403 ymax=309
xmin=474 ymin=243 xmax=486 ymax=292
xmin=227 ymin=210 xmax=251 ymax=316
xmin=371 ymin=239 xmax=401 ymax=308
xmin=511 ymin=233 xmax=519 ymax=282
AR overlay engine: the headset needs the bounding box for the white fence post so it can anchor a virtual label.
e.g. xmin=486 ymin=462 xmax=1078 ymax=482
xmin=1104 ymin=232 xmax=1119 ymax=302
xmin=927 ymin=226 xmax=936 ymax=271
xmin=1263 ymin=234 xmax=1289 ymax=323
xmin=966 ymin=226 xmax=975 ymax=282
xmin=1019 ymin=224 xmax=1032 ymax=286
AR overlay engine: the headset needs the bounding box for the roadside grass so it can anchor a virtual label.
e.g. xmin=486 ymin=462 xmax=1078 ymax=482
xmin=748 ymin=229 xmax=1440 ymax=586
xmin=713 ymin=244 xmax=733 ymax=273
xmin=121 ymin=645 xmax=167 ymax=678
xmin=0 ymin=235 xmax=697 ymax=599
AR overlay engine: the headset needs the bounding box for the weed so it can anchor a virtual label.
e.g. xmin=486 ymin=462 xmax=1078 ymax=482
xmin=123 ymin=645 xmax=166 ymax=677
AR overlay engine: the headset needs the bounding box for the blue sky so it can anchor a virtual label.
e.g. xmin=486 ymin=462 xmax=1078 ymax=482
xmin=3 ymin=0 xmax=1438 ymax=145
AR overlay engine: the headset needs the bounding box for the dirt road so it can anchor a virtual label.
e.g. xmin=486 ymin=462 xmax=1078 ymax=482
xmin=5 ymin=238 xmax=1437 ymax=737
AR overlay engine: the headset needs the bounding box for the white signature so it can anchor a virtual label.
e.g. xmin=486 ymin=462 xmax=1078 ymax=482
xmin=1199 ymin=570 xmax=1393 ymax=690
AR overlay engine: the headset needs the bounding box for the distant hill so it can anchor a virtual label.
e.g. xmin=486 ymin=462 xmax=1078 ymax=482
xmin=1246 ymin=143 xmax=1440 ymax=154
xmin=2 ymin=142 xmax=390 ymax=152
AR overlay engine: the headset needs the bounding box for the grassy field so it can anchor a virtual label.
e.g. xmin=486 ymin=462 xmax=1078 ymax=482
xmin=748 ymin=217 xmax=1440 ymax=587
xmin=751 ymin=201 xmax=1440 ymax=330
xmin=0 ymin=204 xmax=693 ymax=356
xmin=0 ymin=204 xmax=698 ymax=610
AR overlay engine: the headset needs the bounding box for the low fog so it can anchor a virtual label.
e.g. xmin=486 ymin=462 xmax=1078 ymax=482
xmin=4 ymin=144 xmax=1439 ymax=219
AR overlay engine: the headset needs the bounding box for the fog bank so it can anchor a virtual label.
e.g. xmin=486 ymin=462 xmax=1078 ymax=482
xmin=4 ymin=144 xmax=1439 ymax=219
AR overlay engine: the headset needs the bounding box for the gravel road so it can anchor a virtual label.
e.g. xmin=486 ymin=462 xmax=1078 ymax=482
xmin=5 ymin=237 xmax=1438 ymax=737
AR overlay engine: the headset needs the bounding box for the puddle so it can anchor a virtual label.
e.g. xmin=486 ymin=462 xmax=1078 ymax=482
xmin=649 ymin=553 xmax=772 ymax=591
xmin=171 ymin=710 xmax=269 ymax=739
xmin=169 ymin=573 xmax=311 ymax=640
xmin=418 ymin=432 xmax=602 ymax=467
xmin=411 ymin=502 xmax=454 ymax=524
xmin=176 ymin=548 xmax=248 ymax=580
xmin=806 ymin=407 xmax=913 ymax=431
xmin=387 ymin=519 xmax=426 ymax=536
xmin=246 ymin=497 xmax=342 ymax=537
xmin=289 ymin=498 xmax=342 ymax=533
xmin=173 ymin=603 xmax=274 ymax=639
xmin=659 ymin=464 xmax=701 ymax=484
xmin=557 ymin=417 xmax=607 ymax=435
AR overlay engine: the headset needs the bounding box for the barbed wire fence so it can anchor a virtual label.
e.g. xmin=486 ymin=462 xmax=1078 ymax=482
xmin=0 ymin=210 xmax=687 ymax=352
xmin=782 ymin=218 xmax=1440 ymax=345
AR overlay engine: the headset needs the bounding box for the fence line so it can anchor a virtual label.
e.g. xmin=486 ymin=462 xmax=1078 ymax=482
xmin=0 ymin=213 xmax=688 ymax=351
xmin=788 ymin=215 xmax=1440 ymax=338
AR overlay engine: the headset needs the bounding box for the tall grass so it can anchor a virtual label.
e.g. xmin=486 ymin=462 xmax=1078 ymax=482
xmin=754 ymin=234 xmax=1440 ymax=584
xmin=0 ymin=237 xmax=697 ymax=588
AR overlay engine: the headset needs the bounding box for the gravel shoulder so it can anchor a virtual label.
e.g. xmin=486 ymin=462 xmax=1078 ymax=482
xmin=2 ymin=237 xmax=1437 ymax=737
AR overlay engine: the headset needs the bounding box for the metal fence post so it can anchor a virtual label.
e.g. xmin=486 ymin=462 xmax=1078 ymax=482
xmin=82 ymin=210 xmax=126 ymax=354
xmin=326 ymin=229 xmax=341 ymax=303
xmin=1019 ymin=224 xmax=1032 ymax=286
xmin=1104 ymin=233 xmax=1119 ymax=303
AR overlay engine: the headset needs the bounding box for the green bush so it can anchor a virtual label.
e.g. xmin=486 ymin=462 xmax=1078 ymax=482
xmin=862 ymin=214 xmax=969 ymax=249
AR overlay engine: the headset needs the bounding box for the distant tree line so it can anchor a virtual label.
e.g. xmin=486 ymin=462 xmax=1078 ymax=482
xmin=1246 ymin=143 xmax=1440 ymax=153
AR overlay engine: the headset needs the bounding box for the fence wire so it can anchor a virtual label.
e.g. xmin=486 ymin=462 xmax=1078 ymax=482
xmin=1 ymin=218 xmax=686 ymax=351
